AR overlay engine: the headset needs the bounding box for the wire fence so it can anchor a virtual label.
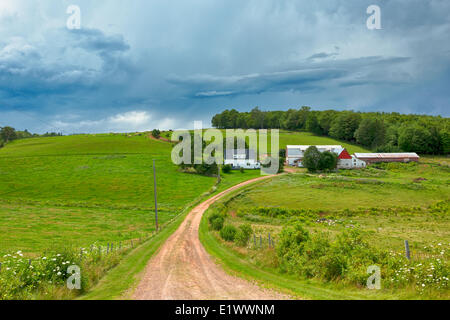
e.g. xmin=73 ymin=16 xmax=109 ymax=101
xmin=250 ymin=233 xmax=276 ymax=250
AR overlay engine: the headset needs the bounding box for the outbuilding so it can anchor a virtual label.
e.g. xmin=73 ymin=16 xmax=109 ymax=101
xmin=354 ymin=153 xmax=420 ymax=164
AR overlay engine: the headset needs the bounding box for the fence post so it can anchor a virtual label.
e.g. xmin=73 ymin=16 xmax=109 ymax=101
xmin=29 ymin=259 xmax=31 ymax=266
xmin=404 ymin=240 xmax=411 ymax=260
xmin=268 ymin=233 xmax=271 ymax=248
xmin=98 ymin=245 xmax=101 ymax=256
xmin=131 ymin=240 xmax=134 ymax=248
xmin=107 ymin=243 xmax=110 ymax=254
xmin=111 ymin=243 xmax=114 ymax=252
xmin=259 ymin=235 xmax=262 ymax=248
xmin=0 ymin=262 xmax=2 ymax=272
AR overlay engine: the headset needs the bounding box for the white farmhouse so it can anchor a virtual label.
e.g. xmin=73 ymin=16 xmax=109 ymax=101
xmin=224 ymin=149 xmax=261 ymax=169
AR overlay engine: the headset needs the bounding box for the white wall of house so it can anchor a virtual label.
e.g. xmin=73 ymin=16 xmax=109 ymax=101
xmin=337 ymin=156 xmax=366 ymax=169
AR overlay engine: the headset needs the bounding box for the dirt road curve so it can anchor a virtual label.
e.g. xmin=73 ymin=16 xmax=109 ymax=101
xmin=133 ymin=175 xmax=289 ymax=300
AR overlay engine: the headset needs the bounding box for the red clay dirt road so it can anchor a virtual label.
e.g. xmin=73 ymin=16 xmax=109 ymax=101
xmin=132 ymin=175 xmax=289 ymax=300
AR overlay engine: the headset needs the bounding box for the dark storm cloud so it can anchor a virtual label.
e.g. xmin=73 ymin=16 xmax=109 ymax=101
xmin=0 ymin=0 xmax=448 ymax=133
xmin=168 ymin=56 xmax=412 ymax=98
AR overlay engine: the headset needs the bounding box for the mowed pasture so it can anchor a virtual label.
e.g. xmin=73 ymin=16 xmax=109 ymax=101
xmin=0 ymin=133 xmax=265 ymax=256
xmin=0 ymin=134 xmax=218 ymax=256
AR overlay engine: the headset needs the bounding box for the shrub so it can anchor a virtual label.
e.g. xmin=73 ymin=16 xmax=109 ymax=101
xmin=210 ymin=216 xmax=225 ymax=231
xmin=276 ymin=222 xmax=310 ymax=273
xmin=273 ymin=224 xmax=450 ymax=292
xmin=151 ymin=129 xmax=161 ymax=139
xmin=208 ymin=211 xmax=224 ymax=224
xmin=318 ymin=151 xmax=338 ymax=171
xmin=220 ymin=225 xmax=238 ymax=242
xmin=222 ymin=164 xmax=232 ymax=174
xmin=208 ymin=211 xmax=226 ymax=231
xmin=235 ymin=224 xmax=253 ymax=246
xmin=303 ymin=146 xmax=321 ymax=172
xmin=240 ymin=167 xmax=245 ymax=173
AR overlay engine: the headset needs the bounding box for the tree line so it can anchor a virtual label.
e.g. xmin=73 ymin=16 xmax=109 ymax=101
xmin=211 ymin=107 xmax=450 ymax=155
xmin=0 ymin=126 xmax=62 ymax=148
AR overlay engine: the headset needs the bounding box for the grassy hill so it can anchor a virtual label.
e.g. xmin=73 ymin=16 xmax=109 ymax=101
xmin=0 ymin=133 xmax=267 ymax=255
xmin=0 ymin=133 xmax=217 ymax=255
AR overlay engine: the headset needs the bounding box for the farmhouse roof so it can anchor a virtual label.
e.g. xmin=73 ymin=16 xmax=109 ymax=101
xmin=286 ymin=145 xmax=344 ymax=156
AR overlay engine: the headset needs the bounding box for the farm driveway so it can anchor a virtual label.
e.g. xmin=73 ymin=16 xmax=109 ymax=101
xmin=133 ymin=175 xmax=289 ymax=300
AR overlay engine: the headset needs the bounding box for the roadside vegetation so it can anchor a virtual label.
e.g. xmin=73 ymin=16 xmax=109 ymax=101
xmin=201 ymin=159 xmax=449 ymax=299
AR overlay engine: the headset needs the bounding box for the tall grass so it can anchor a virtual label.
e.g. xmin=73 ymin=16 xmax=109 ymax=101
xmin=0 ymin=241 xmax=139 ymax=300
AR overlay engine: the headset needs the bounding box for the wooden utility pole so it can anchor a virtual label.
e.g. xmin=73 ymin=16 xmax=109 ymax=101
xmin=153 ymin=159 xmax=159 ymax=231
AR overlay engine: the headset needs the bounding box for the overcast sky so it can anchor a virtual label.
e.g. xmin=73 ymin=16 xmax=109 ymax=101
xmin=0 ymin=0 xmax=449 ymax=133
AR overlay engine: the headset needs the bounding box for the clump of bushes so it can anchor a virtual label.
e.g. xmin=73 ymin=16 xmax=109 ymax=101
xmin=220 ymin=225 xmax=238 ymax=242
xmin=208 ymin=211 xmax=253 ymax=246
xmin=222 ymin=164 xmax=232 ymax=174
xmin=235 ymin=224 xmax=253 ymax=247
xmin=303 ymin=147 xmax=338 ymax=172
xmin=151 ymin=129 xmax=161 ymax=139
xmin=238 ymin=202 xmax=449 ymax=221
xmin=275 ymin=222 xmax=449 ymax=291
xmin=208 ymin=212 xmax=225 ymax=231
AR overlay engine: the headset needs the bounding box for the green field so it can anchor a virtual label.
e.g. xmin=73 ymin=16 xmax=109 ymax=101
xmin=201 ymin=159 xmax=450 ymax=299
xmin=0 ymin=134 xmax=212 ymax=255
xmin=0 ymin=133 xmax=269 ymax=256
